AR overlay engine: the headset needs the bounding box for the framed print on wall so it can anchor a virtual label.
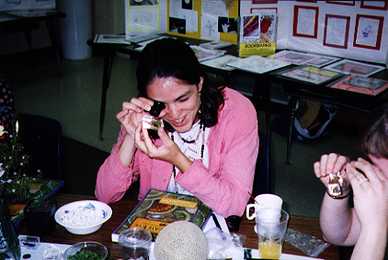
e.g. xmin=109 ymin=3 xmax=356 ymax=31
xmin=292 ymin=5 xmax=319 ymax=38
xmin=252 ymin=0 xmax=278 ymax=3
xmin=326 ymin=0 xmax=355 ymax=6
xmin=353 ymin=14 xmax=384 ymax=50
xmin=323 ymin=14 xmax=350 ymax=49
xmin=360 ymin=1 xmax=388 ymax=10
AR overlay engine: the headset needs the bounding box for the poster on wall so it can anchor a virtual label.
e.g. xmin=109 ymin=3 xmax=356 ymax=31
xmin=238 ymin=10 xmax=277 ymax=57
xmin=292 ymin=5 xmax=319 ymax=38
xmin=353 ymin=14 xmax=384 ymax=50
xmin=326 ymin=0 xmax=355 ymax=6
xmin=360 ymin=1 xmax=388 ymax=10
xmin=125 ymin=0 xmax=165 ymax=40
xmin=323 ymin=14 xmax=350 ymax=49
xmin=167 ymin=0 xmax=200 ymax=39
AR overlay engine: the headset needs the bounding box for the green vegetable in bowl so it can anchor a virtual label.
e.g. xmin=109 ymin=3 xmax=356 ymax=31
xmin=68 ymin=249 xmax=103 ymax=260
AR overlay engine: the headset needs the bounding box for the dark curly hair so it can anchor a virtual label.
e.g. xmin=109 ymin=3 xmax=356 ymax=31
xmin=362 ymin=110 xmax=388 ymax=158
xmin=136 ymin=38 xmax=224 ymax=127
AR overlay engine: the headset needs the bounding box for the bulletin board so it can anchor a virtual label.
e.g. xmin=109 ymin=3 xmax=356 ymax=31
xmin=167 ymin=0 xmax=202 ymax=39
xmin=200 ymin=0 xmax=239 ymax=43
xmin=240 ymin=0 xmax=388 ymax=65
xmin=167 ymin=0 xmax=238 ymax=43
xmin=125 ymin=0 xmax=238 ymax=43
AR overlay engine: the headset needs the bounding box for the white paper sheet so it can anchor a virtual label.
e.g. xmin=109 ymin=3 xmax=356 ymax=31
xmin=202 ymin=0 xmax=227 ymax=17
xmin=201 ymin=13 xmax=220 ymax=40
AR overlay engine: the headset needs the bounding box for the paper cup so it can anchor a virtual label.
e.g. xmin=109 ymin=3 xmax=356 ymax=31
xmin=246 ymin=194 xmax=282 ymax=220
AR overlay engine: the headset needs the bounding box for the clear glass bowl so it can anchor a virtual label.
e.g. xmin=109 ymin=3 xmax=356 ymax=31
xmin=63 ymin=241 xmax=108 ymax=260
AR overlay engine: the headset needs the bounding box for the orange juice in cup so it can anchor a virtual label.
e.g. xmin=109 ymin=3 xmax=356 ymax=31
xmin=256 ymin=208 xmax=289 ymax=260
xmin=259 ymin=240 xmax=282 ymax=259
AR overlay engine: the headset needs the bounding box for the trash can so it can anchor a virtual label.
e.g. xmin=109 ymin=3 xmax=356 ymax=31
xmin=58 ymin=0 xmax=92 ymax=60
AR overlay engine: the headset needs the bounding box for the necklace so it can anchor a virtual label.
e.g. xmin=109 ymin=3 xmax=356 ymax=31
xmin=177 ymin=123 xmax=204 ymax=144
xmin=171 ymin=123 xmax=206 ymax=178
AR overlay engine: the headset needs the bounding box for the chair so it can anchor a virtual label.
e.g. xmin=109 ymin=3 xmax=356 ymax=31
xmin=252 ymin=128 xmax=272 ymax=196
xmin=17 ymin=113 xmax=63 ymax=180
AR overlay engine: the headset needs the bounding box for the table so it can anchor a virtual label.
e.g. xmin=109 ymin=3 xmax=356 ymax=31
xmin=274 ymin=68 xmax=388 ymax=163
xmin=20 ymin=193 xmax=340 ymax=259
xmin=0 ymin=10 xmax=65 ymax=74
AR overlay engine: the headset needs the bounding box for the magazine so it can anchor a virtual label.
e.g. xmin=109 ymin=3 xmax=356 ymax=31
xmin=111 ymin=189 xmax=212 ymax=242
xmin=330 ymin=75 xmax=388 ymax=96
xmin=278 ymin=66 xmax=343 ymax=85
xmin=227 ymin=55 xmax=290 ymax=74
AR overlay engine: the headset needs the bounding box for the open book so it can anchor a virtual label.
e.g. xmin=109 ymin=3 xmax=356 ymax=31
xmin=111 ymin=189 xmax=212 ymax=242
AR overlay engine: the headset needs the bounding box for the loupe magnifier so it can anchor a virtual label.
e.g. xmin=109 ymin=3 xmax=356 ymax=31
xmin=142 ymin=101 xmax=166 ymax=138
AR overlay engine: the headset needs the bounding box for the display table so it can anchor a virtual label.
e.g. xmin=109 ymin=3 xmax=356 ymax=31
xmin=19 ymin=193 xmax=340 ymax=259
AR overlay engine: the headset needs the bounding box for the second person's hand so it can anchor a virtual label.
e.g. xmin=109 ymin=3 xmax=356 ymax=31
xmin=313 ymin=153 xmax=349 ymax=188
xmin=347 ymin=158 xmax=388 ymax=228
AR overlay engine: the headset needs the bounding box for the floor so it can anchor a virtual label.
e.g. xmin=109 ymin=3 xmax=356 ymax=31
xmin=10 ymin=54 xmax=370 ymax=219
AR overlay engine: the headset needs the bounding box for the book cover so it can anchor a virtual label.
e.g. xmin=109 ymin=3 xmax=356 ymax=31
xmin=330 ymin=75 xmax=388 ymax=96
xmin=111 ymin=189 xmax=212 ymax=242
xmin=238 ymin=11 xmax=277 ymax=57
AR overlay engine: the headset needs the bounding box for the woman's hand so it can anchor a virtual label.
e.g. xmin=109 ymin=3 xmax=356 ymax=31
xmin=116 ymin=97 xmax=153 ymax=137
xmin=347 ymin=158 xmax=388 ymax=229
xmin=134 ymin=126 xmax=192 ymax=172
xmin=313 ymin=153 xmax=349 ymax=188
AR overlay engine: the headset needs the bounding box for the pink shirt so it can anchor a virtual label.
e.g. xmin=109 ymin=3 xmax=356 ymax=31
xmin=95 ymin=87 xmax=259 ymax=217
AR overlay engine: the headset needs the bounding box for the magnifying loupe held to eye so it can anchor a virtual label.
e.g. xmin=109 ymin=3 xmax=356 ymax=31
xmin=142 ymin=101 xmax=166 ymax=138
